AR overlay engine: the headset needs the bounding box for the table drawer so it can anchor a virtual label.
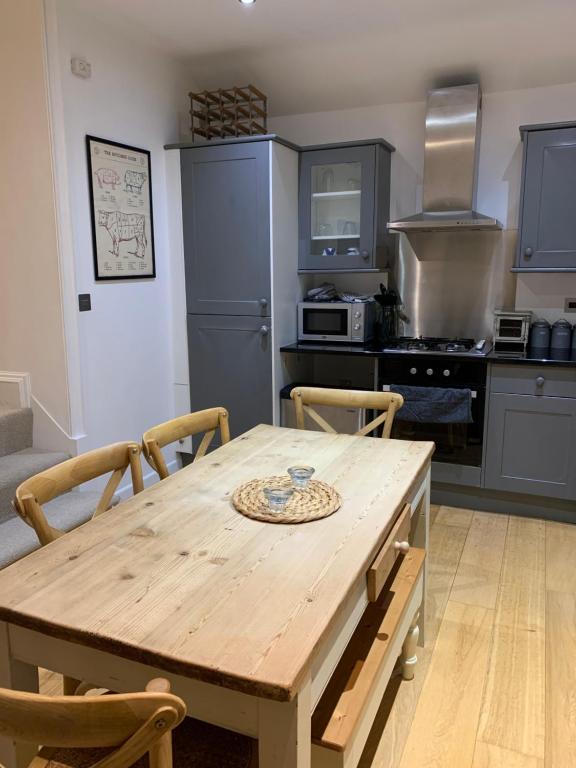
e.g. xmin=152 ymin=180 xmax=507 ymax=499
xmin=490 ymin=364 xmax=576 ymax=398
xmin=366 ymin=503 xmax=411 ymax=602
xmin=312 ymin=548 xmax=425 ymax=768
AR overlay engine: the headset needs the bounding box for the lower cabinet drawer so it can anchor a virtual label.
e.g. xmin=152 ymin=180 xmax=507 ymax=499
xmin=311 ymin=548 xmax=425 ymax=768
xmin=490 ymin=364 xmax=576 ymax=398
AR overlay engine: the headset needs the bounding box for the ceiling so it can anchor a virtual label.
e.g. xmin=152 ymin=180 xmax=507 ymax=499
xmin=73 ymin=0 xmax=576 ymax=115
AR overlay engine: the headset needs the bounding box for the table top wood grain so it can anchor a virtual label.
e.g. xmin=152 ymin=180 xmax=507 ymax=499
xmin=0 ymin=426 xmax=433 ymax=701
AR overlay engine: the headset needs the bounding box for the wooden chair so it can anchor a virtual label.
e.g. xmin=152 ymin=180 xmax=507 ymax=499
xmin=290 ymin=387 xmax=404 ymax=439
xmin=0 ymin=678 xmax=186 ymax=768
xmin=142 ymin=408 xmax=230 ymax=480
xmin=13 ymin=442 xmax=143 ymax=697
xmin=13 ymin=442 xmax=144 ymax=548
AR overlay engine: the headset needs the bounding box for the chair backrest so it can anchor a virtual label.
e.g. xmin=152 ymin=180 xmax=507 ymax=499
xmin=0 ymin=679 xmax=185 ymax=768
xmin=290 ymin=387 xmax=404 ymax=439
xmin=142 ymin=407 xmax=230 ymax=480
xmin=13 ymin=442 xmax=144 ymax=546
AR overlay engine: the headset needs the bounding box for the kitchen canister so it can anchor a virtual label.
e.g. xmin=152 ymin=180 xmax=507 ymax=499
xmin=529 ymin=319 xmax=551 ymax=349
xmin=551 ymin=318 xmax=573 ymax=350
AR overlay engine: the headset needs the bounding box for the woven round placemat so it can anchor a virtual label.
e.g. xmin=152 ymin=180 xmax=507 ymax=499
xmin=232 ymin=476 xmax=341 ymax=524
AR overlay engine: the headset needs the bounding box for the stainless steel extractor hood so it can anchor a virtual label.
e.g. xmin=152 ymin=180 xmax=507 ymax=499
xmin=388 ymin=84 xmax=502 ymax=232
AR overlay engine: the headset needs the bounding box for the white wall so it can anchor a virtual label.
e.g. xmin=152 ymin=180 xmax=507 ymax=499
xmin=270 ymin=82 xmax=576 ymax=320
xmin=50 ymin=0 xmax=191 ymax=473
xmin=0 ymin=0 xmax=72 ymax=447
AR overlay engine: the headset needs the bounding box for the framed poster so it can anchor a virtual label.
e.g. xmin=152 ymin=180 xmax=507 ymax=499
xmin=86 ymin=136 xmax=156 ymax=280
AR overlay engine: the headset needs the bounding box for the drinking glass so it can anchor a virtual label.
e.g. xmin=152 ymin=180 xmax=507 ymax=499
xmin=263 ymin=487 xmax=294 ymax=512
xmin=287 ymin=466 xmax=315 ymax=489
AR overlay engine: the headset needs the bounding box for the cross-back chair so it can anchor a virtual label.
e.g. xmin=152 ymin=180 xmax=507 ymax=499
xmin=290 ymin=387 xmax=404 ymax=439
xmin=142 ymin=407 xmax=230 ymax=480
xmin=13 ymin=442 xmax=144 ymax=548
xmin=0 ymin=678 xmax=185 ymax=768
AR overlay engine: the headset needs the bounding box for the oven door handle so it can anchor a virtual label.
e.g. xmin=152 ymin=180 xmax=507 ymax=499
xmin=381 ymin=384 xmax=478 ymax=399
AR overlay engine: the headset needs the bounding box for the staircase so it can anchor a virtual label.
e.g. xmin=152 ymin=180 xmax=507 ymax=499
xmin=0 ymin=404 xmax=106 ymax=568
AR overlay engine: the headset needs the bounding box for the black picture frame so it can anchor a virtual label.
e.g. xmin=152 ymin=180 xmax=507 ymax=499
xmin=86 ymin=135 xmax=156 ymax=280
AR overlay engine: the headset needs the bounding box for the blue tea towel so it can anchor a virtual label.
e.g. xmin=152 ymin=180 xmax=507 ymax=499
xmin=390 ymin=385 xmax=473 ymax=424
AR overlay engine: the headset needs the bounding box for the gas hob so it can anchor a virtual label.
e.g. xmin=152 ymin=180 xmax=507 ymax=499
xmin=380 ymin=337 xmax=491 ymax=357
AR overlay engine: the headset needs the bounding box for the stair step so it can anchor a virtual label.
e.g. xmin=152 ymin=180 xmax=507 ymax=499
xmin=0 ymin=490 xmax=114 ymax=569
xmin=0 ymin=448 xmax=69 ymax=523
xmin=0 ymin=406 xmax=33 ymax=458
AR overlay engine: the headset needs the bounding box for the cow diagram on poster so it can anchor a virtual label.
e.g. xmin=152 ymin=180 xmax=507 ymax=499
xmin=87 ymin=136 xmax=156 ymax=280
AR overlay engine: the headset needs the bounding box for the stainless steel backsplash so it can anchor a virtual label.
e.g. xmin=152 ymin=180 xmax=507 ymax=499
xmin=392 ymin=230 xmax=517 ymax=339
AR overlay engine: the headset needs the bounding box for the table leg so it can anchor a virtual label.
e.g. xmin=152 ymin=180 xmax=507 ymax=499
xmin=401 ymin=610 xmax=420 ymax=680
xmin=0 ymin=622 xmax=39 ymax=768
xmin=412 ymin=468 xmax=430 ymax=648
xmin=258 ymin=675 xmax=311 ymax=768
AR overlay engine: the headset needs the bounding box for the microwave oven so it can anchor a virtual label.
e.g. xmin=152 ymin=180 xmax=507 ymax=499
xmin=297 ymin=301 xmax=376 ymax=343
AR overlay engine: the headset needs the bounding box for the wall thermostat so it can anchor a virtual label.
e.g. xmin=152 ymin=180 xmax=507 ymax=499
xmin=71 ymin=57 xmax=91 ymax=79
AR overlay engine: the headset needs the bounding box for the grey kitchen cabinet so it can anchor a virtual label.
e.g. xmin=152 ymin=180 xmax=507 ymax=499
xmin=299 ymin=139 xmax=395 ymax=272
xmin=516 ymin=122 xmax=576 ymax=271
xmin=181 ymin=141 xmax=271 ymax=316
xmin=484 ymin=391 xmax=576 ymax=500
xmin=174 ymin=135 xmax=300 ymax=442
xmin=187 ymin=314 xmax=273 ymax=442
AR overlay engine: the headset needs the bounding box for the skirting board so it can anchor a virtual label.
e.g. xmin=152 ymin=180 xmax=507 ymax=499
xmin=432 ymin=482 xmax=576 ymax=524
xmin=0 ymin=373 xmax=31 ymax=409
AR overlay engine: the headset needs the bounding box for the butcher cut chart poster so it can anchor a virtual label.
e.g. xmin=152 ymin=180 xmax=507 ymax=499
xmin=87 ymin=136 xmax=156 ymax=280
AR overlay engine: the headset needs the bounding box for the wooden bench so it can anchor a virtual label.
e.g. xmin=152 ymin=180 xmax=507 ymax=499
xmin=311 ymin=503 xmax=425 ymax=768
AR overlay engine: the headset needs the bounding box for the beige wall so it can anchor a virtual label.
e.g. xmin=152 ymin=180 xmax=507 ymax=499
xmin=0 ymin=0 xmax=70 ymax=433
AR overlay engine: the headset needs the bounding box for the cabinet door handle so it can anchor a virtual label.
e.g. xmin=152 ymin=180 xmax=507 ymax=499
xmin=259 ymin=325 xmax=270 ymax=337
xmin=361 ymin=250 xmax=370 ymax=260
xmin=536 ymin=376 xmax=545 ymax=387
xmin=524 ymin=247 xmax=533 ymax=258
xmin=394 ymin=540 xmax=410 ymax=554
xmin=259 ymin=298 xmax=268 ymax=309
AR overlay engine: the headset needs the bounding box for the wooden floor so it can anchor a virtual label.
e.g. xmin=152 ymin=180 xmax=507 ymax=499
xmin=40 ymin=506 xmax=576 ymax=767
xmin=356 ymin=506 xmax=576 ymax=768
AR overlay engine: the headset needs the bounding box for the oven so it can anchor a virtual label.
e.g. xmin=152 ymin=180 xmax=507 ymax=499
xmin=379 ymin=356 xmax=487 ymax=479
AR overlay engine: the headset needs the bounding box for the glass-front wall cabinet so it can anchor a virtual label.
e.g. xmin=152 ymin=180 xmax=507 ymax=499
xmin=299 ymin=141 xmax=394 ymax=272
xmin=311 ymin=162 xmax=362 ymax=251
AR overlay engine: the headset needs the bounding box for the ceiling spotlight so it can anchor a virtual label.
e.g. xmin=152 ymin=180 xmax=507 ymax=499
xmin=238 ymin=0 xmax=256 ymax=4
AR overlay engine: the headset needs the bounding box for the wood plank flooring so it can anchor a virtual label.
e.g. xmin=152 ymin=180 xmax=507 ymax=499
xmin=40 ymin=506 xmax=575 ymax=767
xmin=357 ymin=506 xmax=573 ymax=768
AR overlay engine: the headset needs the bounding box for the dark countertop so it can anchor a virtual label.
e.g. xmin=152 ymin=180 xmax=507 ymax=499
xmin=281 ymin=342 xmax=576 ymax=368
xmin=280 ymin=342 xmax=383 ymax=357
xmin=488 ymin=349 xmax=576 ymax=368
xmin=280 ymin=342 xmax=489 ymax=363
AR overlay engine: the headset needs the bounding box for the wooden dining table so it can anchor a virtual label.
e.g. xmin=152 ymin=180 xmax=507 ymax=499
xmin=0 ymin=425 xmax=433 ymax=768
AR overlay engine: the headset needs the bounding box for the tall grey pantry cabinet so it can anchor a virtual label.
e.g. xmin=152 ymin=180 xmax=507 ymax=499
xmin=176 ymin=137 xmax=300 ymax=444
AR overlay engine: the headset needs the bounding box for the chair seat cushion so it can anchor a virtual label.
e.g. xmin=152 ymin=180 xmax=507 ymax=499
xmin=36 ymin=716 xmax=257 ymax=768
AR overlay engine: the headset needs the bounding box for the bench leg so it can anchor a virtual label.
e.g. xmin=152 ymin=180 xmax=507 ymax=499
xmin=411 ymin=468 xmax=430 ymax=648
xmin=401 ymin=611 xmax=420 ymax=681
